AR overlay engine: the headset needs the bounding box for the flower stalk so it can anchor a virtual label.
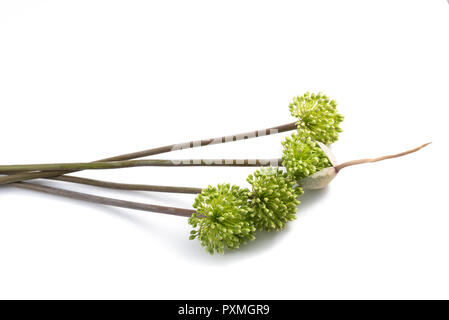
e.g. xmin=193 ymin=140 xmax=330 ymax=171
xmin=0 ymin=159 xmax=283 ymax=185
xmin=11 ymin=182 xmax=196 ymax=217
xmin=0 ymin=159 xmax=283 ymax=174
xmin=52 ymin=175 xmax=203 ymax=194
xmin=2 ymin=122 xmax=297 ymax=186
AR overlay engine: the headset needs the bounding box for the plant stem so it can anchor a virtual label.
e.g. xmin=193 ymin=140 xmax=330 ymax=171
xmin=0 ymin=159 xmax=283 ymax=184
xmin=3 ymin=121 xmax=297 ymax=185
xmin=52 ymin=175 xmax=202 ymax=194
xmin=334 ymin=142 xmax=431 ymax=172
xmin=10 ymin=182 xmax=196 ymax=217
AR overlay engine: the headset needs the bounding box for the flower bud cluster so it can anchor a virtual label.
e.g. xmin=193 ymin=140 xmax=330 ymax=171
xmin=289 ymin=92 xmax=344 ymax=145
xmin=189 ymin=184 xmax=256 ymax=254
xmin=282 ymin=134 xmax=332 ymax=181
xmin=247 ymin=168 xmax=302 ymax=231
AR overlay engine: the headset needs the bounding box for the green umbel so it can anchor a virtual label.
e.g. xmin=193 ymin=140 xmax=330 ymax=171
xmin=289 ymin=92 xmax=344 ymax=144
xmin=189 ymin=184 xmax=256 ymax=254
xmin=282 ymin=134 xmax=332 ymax=181
xmin=247 ymin=168 xmax=303 ymax=231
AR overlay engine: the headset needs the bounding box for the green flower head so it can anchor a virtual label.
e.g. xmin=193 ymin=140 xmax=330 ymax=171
xmin=282 ymin=134 xmax=332 ymax=181
xmin=289 ymin=92 xmax=344 ymax=144
xmin=189 ymin=183 xmax=256 ymax=254
xmin=247 ymin=168 xmax=303 ymax=231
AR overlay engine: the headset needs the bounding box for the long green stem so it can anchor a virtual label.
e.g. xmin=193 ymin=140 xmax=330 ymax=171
xmin=0 ymin=159 xmax=283 ymax=184
xmin=3 ymin=122 xmax=297 ymax=185
xmin=52 ymin=175 xmax=202 ymax=194
xmin=10 ymin=182 xmax=196 ymax=217
xmin=1 ymin=172 xmax=202 ymax=194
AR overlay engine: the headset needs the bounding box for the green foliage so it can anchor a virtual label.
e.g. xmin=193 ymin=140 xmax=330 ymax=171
xmin=189 ymin=184 xmax=256 ymax=254
xmin=282 ymin=134 xmax=332 ymax=181
xmin=289 ymin=92 xmax=344 ymax=144
xmin=247 ymin=168 xmax=303 ymax=231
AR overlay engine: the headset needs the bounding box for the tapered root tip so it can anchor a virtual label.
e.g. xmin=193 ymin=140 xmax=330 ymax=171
xmin=415 ymin=142 xmax=432 ymax=152
xmin=334 ymin=141 xmax=432 ymax=172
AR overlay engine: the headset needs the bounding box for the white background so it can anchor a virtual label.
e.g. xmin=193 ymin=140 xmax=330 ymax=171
xmin=0 ymin=0 xmax=448 ymax=299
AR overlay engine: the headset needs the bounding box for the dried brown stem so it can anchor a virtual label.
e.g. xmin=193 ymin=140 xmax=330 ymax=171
xmin=334 ymin=142 xmax=431 ymax=172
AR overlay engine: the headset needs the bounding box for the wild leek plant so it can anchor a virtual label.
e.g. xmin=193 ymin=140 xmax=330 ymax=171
xmin=2 ymin=92 xmax=430 ymax=254
xmin=5 ymin=139 xmax=428 ymax=255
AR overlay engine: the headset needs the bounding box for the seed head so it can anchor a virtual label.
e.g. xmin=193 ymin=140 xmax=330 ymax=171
xmin=289 ymin=92 xmax=344 ymax=144
xmin=247 ymin=168 xmax=303 ymax=231
xmin=189 ymin=184 xmax=256 ymax=254
xmin=282 ymin=134 xmax=332 ymax=181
